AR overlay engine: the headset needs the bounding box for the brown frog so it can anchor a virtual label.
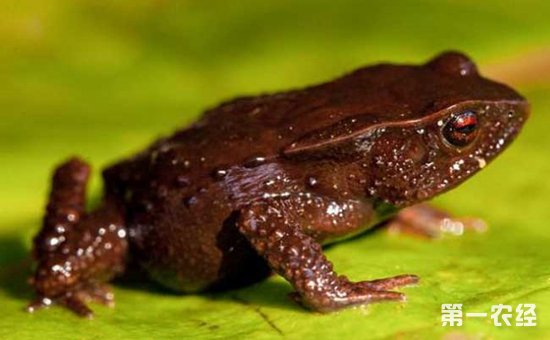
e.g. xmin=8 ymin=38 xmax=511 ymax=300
xmin=28 ymin=51 xmax=529 ymax=317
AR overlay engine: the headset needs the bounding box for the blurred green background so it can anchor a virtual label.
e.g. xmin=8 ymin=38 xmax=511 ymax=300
xmin=1 ymin=0 xmax=550 ymax=339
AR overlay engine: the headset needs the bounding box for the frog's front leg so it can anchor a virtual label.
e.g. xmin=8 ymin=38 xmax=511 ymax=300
xmin=386 ymin=204 xmax=487 ymax=238
xmin=28 ymin=158 xmax=129 ymax=318
xmin=237 ymin=198 xmax=418 ymax=312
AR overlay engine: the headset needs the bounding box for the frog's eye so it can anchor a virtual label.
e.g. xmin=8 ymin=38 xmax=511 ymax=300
xmin=443 ymin=111 xmax=478 ymax=147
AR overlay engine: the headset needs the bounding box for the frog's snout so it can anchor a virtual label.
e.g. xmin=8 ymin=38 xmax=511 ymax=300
xmin=517 ymin=100 xmax=531 ymax=121
xmin=504 ymin=99 xmax=530 ymax=138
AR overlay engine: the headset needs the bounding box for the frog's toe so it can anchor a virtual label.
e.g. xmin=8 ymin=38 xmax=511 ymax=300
xmin=26 ymin=293 xmax=94 ymax=318
xmin=27 ymin=283 xmax=116 ymax=318
xmin=297 ymin=287 xmax=407 ymax=312
xmin=356 ymin=274 xmax=420 ymax=291
xmin=73 ymin=283 xmax=115 ymax=308
xmin=26 ymin=296 xmax=54 ymax=314
xmin=63 ymin=294 xmax=94 ymax=319
xmin=387 ymin=204 xmax=487 ymax=238
xmin=291 ymin=276 xmax=418 ymax=312
xmin=353 ymin=289 xmax=405 ymax=303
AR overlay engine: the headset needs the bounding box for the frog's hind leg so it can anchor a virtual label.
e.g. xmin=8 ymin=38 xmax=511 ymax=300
xmin=28 ymin=157 xmax=129 ymax=318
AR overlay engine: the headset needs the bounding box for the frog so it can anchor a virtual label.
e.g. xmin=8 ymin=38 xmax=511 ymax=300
xmin=28 ymin=51 xmax=529 ymax=318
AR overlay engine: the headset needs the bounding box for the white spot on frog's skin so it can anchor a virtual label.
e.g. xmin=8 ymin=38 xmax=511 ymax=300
xmin=326 ymin=202 xmax=342 ymax=216
xmin=245 ymin=156 xmax=267 ymax=168
xmin=213 ymin=168 xmax=228 ymax=180
xmin=476 ymin=157 xmax=487 ymax=169
xmin=67 ymin=213 xmax=77 ymax=222
xmin=264 ymin=179 xmax=276 ymax=187
xmin=357 ymin=139 xmax=374 ymax=152
xmin=262 ymin=191 xmax=291 ymax=199
xmin=437 ymin=120 xmax=444 ymax=127
xmin=416 ymin=128 xmax=425 ymax=135
xmin=306 ymin=176 xmax=318 ymax=187
xmin=249 ymin=107 xmax=262 ymax=116
xmin=451 ymin=159 xmax=465 ymax=172
xmin=51 ymin=264 xmax=71 ymax=277
xmin=117 ymin=229 xmax=127 ymax=238
xmin=48 ymin=237 xmax=62 ymax=247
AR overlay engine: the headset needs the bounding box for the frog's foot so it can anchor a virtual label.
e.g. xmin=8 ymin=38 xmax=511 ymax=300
xmin=386 ymin=203 xmax=487 ymax=238
xmin=29 ymin=157 xmax=128 ymax=318
xmin=288 ymin=274 xmax=419 ymax=312
xmin=27 ymin=283 xmax=114 ymax=318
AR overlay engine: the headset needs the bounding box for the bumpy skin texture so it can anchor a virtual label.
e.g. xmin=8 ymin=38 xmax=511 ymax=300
xmin=30 ymin=51 xmax=529 ymax=316
xmin=29 ymin=159 xmax=128 ymax=317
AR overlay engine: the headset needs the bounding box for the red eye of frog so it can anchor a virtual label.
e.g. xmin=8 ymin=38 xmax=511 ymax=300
xmin=443 ymin=111 xmax=479 ymax=147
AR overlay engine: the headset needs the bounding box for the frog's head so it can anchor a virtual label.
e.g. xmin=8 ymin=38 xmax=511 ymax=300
xmin=284 ymin=51 xmax=529 ymax=207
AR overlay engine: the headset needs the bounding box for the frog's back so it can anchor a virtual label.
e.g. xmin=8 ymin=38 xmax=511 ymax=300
xmin=105 ymin=54 xmax=523 ymax=201
xmin=144 ymin=65 xmax=408 ymax=171
xmin=170 ymin=59 xmax=518 ymax=166
xmin=110 ymin=56 xmax=520 ymax=181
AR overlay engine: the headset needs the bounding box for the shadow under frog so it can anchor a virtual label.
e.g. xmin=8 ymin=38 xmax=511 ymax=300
xmin=26 ymin=51 xmax=529 ymax=318
xmin=0 ymin=230 xmax=33 ymax=301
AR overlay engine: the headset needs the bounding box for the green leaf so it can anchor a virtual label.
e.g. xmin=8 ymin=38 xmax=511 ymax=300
xmin=1 ymin=0 xmax=550 ymax=338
